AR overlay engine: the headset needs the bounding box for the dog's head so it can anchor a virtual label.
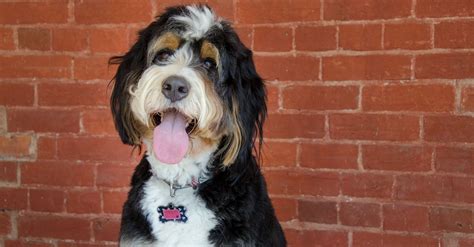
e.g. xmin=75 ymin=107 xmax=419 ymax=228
xmin=110 ymin=5 xmax=266 ymax=166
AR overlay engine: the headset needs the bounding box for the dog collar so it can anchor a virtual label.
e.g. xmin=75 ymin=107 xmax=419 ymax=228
xmin=154 ymin=174 xmax=208 ymax=197
xmin=162 ymin=178 xmax=197 ymax=197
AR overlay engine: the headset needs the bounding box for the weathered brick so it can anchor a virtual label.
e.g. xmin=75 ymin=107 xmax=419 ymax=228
xmin=330 ymin=114 xmax=419 ymax=141
xmin=363 ymin=84 xmax=455 ymax=112
xmin=324 ymin=0 xmax=411 ymax=20
xmin=323 ymin=55 xmax=411 ymax=80
xmin=283 ymin=85 xmax=359 ymax=110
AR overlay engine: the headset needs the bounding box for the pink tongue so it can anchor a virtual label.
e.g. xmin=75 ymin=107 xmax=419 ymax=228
xmin=153 ymin=111 xmax=189 ymax=164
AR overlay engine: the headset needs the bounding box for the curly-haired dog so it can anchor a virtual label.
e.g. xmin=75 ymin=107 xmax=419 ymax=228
xmin=110 ymin=5 xmax=286 ymax=246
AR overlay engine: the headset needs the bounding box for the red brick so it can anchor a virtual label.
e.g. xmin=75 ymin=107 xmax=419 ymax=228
xmin=38 ymin=83 xmax=108 ymax=106
xmin=82 ymin=109 xmax=116 ymax=135
xmin=341 ymin=173 xmax=393 ymax=198
xmin=57 ymin=137 xmax=135 ymax=161
xmin=7 ymin=109 xmax=80 ymax=133
xmin=207 ymin=0 xmax=234 ymax=21
xmin=363 ymin=145 xmax=432 ymax=171
xmin=0 ymin=28 xmax=14 ymax=50
xmin=436 ymin=147 xmax=474 ymax=175
xmin=18 ymin=215 xmax=90 ymax=240
xmin=4 ymin=240 xmax=53 ymax=247
xmin=0 ymin=162 xmax=17 ymax=183
xmin=74 ymin=56 xmax=116 ymax=80
xmin=416 ymin=53 xmax=474 ymax=79
xmin=395 ymin=175 xmax=474 ymax=203
xmin=323 ymin=55 xmax=411 ymax=80
xmin=0 ymin=134 xmax=33 ymax=158
xmin=0 ymin=212 xmax=11 ymax=235
xmin=128 ymin=27 xmax=141 ymax=46
xmin=266 ymin=85 xmax=279 ymax=112
xmin=436 ymin=21 xmax=474 ymax=48
xmin=383 ymin=204 xmax=430 ymax=231
xmin=0 ymin=83 xmax=34 ymax=106
xmin=353 ymin=232 xmax=439 ymax=247
xmin=154 ymin=0 xmax=199 ymax=12
xmin=283 ymin=85 xmax=359 ymax=110
xmin=93 ymin=218 xmax=120 ymax=241
xmin=424 ymin=115 xmax=474 ymax=143
xmin=102 ymin=191 xmax=127 ymax=214
xmin=265 ymin=113 xmax=325 ymax=139
xmin=66 ymin=190 xmax=101 ymax=214
xmin=300 ymin=143 xmax=358 ymax=169
xmin=234 ymin=27 xmax=252 ymax=49
xmin=57 ymin=243 xmax=115 ymax=247
xmin=254 ymin=27 xmax=292 ymax=52
xmin=295 ymin=26 xmax=336 ymax=51
xmin=384 ymin=23 xmax=431 ymax=50
xmin=97 ymin=163 xmax=134 ymax=188
xmin=255 ymin=56 xmax=320 ymax=81
xmin=271 ymin=197 xmax=297 ymax=221
xmin=339 ymin=24 xmax=382 ymax=50
xmin=0 ymin=55 xmax=71 ymax=79
xmin=37 ymin=136 xmax=57 ymax=160
xmin=363 ymin=84 xmax=455 ymax=112
xmin=237 ymin=0 xmax=320 ymax=24
xmin=30 ymin=189 xmax=65 ymax=213
xmin=265 ymin=170 xmax=339 ymax=196
xmin=89 ymin=28 xmax=130 ymax=53
xmin=329 ymin=113 xmax=419 ymax=141
xmin=22 ymin=161 xmax=95 ymax=187
xmin=75 ymin=0 xmax=152 ymax=24
xmin=429 ymin=207 xmax=473 ymax=233
xmin=324 ymin=0 xmax=411 ymax=20
xmin=462 ymin=86 xmax=474 ymax=111
xmin=0 ymin=1 xmax=68 ymax=24
xmin=18 ymin=28 xmax=51 ymax=51
xmin=460 ymin=239 xmax=474 ymax=247
xmin=340 ymin=202 xmax=381 ymax=227
xmin=416 ymin=0 xmax=474 ymax=17
xmin=285 ymin=229 xmax=348 ymax=247
xmin=52 ymin=28 xmax=88 ymax=52
xmin=298 ymin=200 xmax=337 ymax=224
xmin=261 ymin=142 xmax=297 ymax=167
xmin=0 ymin=188 xmax=27 ymax=210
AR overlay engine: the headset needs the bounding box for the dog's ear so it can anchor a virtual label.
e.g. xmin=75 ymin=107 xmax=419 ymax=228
xmin=109 ymin=38 xmax=147 ymax=146
xmin=222 ymin=30 xmax=267 ymax=166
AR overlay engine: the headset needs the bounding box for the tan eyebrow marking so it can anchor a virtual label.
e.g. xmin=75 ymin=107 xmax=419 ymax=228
xmin=148 ymin=32 xmax=181 ymax=63
xmin=200 ymin=40 xmax=220 ymax=66
xmin=157 ymin=32 xmax=181 ymax=50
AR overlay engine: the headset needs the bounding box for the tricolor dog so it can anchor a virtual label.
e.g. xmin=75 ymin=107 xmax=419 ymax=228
xmin=109 ymin=5 xmax=286 ymax=246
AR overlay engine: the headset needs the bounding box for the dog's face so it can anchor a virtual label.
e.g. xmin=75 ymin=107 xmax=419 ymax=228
xmin=110 ymin=5 xmax=266 ymax=166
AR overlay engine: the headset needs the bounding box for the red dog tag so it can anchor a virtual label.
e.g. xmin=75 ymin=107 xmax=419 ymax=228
xmin=158 ymin=203 xmax=188 ymax=223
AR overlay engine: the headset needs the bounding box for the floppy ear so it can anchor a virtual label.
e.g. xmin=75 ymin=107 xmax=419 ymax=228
xmin=222 ymin=30 xmax=267 ymax=166
xmin=109 ymin=35 xmax=148 ymax=146
xmin=109 ymin=7 xmax=188 ymax=146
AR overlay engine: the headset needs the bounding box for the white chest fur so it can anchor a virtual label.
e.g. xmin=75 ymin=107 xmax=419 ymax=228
xmin=140 ymin=177 xmax=217 ymax=247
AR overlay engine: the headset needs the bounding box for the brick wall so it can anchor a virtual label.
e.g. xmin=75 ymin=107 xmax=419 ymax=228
xmin=0 ymin=0 xmax=473 ymax=246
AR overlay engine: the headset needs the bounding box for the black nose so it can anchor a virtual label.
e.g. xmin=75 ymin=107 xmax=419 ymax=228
xmin=162 ymin=76 xmax=190 ymax=102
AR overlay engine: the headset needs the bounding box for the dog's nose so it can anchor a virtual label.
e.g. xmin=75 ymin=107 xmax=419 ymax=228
xmin=162 ymin=76 xmax=190 ymax=102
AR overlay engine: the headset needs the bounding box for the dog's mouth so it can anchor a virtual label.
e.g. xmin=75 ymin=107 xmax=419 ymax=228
xmin=151 ymin=109 xmax=197 ymax=135
xmin=149 ymin=108 xmax=196 ymax=165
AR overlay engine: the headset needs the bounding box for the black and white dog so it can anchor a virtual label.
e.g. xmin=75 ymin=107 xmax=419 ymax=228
xmin=110 ymin=5 xmax=286 ymax=246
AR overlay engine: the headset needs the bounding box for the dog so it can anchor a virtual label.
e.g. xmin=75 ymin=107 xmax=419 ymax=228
xmin=109 ymin=5 xmax=286 ymax=246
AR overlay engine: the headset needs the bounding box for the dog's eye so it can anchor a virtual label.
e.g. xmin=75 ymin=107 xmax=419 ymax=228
xmin=154 ymin=49 xmax=174 ymax=64
xmin=202 ymin=58 xmax=216 ymax=70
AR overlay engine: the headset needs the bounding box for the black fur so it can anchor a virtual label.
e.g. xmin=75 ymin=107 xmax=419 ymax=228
xmin=111 ymin=5 xmax=286 ymax=246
